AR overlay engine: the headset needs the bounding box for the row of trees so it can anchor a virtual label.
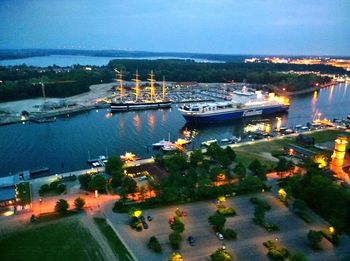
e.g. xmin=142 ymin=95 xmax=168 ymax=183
xmin=108 ymin=59 xmax=339 ymax=90
xmin=0 ymin=66 xmax=113 ymax=101
xmin=54 ymin=197 xmax=85 ymax=215
xmin=283 ymin=166 xmax=350 ymax=233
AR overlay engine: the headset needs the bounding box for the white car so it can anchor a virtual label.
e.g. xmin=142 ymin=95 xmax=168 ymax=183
xmin=216 ymin=232 xmax=224 ymax=240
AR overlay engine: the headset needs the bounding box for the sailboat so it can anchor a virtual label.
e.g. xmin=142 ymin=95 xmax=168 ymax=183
xmin=110 ymin=70 xmax=172 ymax=111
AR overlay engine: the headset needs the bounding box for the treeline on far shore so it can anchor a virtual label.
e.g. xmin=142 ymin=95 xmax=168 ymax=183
xmin=0 ymin=60 xmax=347 ymax=102
xmin=108 ymin=59 xmax=340 ymax=91
xmin=0 ymin=66 xmax=113 ymax=102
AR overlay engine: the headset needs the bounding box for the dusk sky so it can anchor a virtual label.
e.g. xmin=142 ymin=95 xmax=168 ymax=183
xmin=0 ymin=0 xmax=349 ymax=56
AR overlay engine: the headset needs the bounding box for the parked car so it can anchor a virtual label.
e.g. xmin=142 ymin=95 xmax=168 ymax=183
xmin=142 ymin=221 xmax=149 ymax=229
xmin=216 ymin=232 xmax=224 ymax=240
xmin=147 ymin=215 xmax=153 ymax=221
xmin=188 ymin=236 xmax=195 ymax=246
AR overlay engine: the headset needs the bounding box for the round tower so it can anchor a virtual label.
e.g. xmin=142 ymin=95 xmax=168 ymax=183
xmin=330 ymin=136 xmax=348 ymax=178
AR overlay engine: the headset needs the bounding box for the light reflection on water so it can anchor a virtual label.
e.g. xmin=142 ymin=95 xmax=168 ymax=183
xmin=0 ymin=83 xmax=349 ymax=176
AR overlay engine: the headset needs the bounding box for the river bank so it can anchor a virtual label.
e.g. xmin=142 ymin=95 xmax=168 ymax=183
xmin=275 ymin=80 xmax=340 ymax=96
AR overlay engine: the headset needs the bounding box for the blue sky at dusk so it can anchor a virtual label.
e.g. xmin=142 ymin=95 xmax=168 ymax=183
xmin=0 ymin=0 xmax=349 ymax=56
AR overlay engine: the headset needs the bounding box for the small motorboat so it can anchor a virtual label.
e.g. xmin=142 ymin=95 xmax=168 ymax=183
xmin=201 ymin=139 xmax=217 ymax=146
xmin=152 ymin=139 xmax=167 ymax=148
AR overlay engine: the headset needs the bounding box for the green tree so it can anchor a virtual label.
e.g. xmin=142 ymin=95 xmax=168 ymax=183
xmin=88 ymin=174 xmax=106 ymax=191
xmin=55 ymin=199 xmax=69 ymax=215
xmin=78 ymin=174 xmax=92 ymax=190
xmin=237 ymin=176 xmax=264 ymax=193
xmin=169 ymin=231 xmax=182 ymax=250
xmin=170 ymin=217 xmax=185 ymax=233
xmin=289 ymin=252 xmax=308 ymax=261
xmin=225 ymin=146 xmax=236 ymax=161
xmin=249 ymin=159 xmax=267 ymax=180
xmin=211 ymin=248 xmax=232 ymax=261
xmin=222 ymin=228 xmax=237 ymax=240
xmin=208 ymin=213 xmax=226 ymax=231
xmin=190 ymin=149 xmax=204 ymax=166
xmin=307 ymin=230 xmax=323 ymax=250
xmin=106 ymin=156 xmax=124 ymax=187
xmin=234 ymin=162 xmax=246 ymax=180
xmin=276 ymin=157 xmax=293 ymax=175
xmin=120 ymin=176 xmax=137 ymax=197
xmin=147 ymin=236 xmax=162 ymax=253
xmin=74 ymin=197 xmax=85 ymax=210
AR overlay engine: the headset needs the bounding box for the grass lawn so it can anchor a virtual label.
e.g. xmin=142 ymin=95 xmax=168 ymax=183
xmin=94 ymin=217 xmax=133 ymax=261
xmin=0 ymin=217 xmax=103 ymax=261
xmin=232 ymin=129 xmax=349 ymax=166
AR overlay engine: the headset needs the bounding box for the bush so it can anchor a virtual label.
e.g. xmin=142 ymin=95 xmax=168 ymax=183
xmin=250 ymin=197 xmax=271 ymax=210
xmin=263 ymin=222 xmax=280 ymax=232
xmin=208 ymin=213 xmax=226 ymax=231
xmin=263 ymin=240 xmax=289 ymax=260
xmin=295 ymin=210 xmax=312 ymax=223
xmin=148 ymin=236 xmax=162 ymax=253
xmin=268 ymin=248 xmax=289 ymax=260
xmin=57 ymin=184 xmax=66 ymax=194
xmin=50 ymin=180 xmax=59 ymax=190
xmin=211 ymin=248 xmax=232 ymax=261
xmin=55 ymin=199 xmax=69 ymax=215
xmin=222 ymin=228 xmax=237 ymax=240
xmin=263 ymin=240 xmax=276 ymax=249
xmin=74 ymin=197 xmax=85 ymax=210
xmin=170 ymin=217 xmax=185 ymax=233
xmin=39 ymin=184 xmax=50 ymax=195
xmin=130 ymin=216 xmax=142 ymax=231
xmin=169 ymin=231 xmax=182 ymax=250
xmin=217 ymin=206 xmax=236 ymax=216
xmin=289 ymin=252 xmax=308 ymax=261
xmin=307 ymin=230 xmax=323 ymax=250
xmin=78 ymin=174 xmax=92 ymax=190
xmin=112 ymin=201 xmax=125 ymax=212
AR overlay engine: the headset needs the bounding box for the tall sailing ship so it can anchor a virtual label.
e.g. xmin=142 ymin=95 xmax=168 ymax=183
xmin=110 ymin=70 xmax=172 ymax=111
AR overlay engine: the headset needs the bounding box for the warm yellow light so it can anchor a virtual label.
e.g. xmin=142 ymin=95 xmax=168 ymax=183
xmin=133 ymin=210 xmax=142 ymax=218
xmin=313 ymin=154 xmax=328 ymax=168
xmin=169 ymin=252 xmax=183 ymax=261
xmin=278 ymin=188 xmax=288 ymax=201
xmin=329 ymin=226 xmax=335 ymax=234
xmin=218 ymin=196 xmax=226 ymax=203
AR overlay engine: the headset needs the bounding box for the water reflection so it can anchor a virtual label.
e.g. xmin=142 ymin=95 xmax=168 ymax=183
xmin=133 ymin=113 xmax=141 ymax=134
xmin=312 ymin=90 xmax=318 ymax=114
xmin=328 ymin=85 xmax=334 ymax=103
xmin=147 ymin=113 xmax=155 ymax=133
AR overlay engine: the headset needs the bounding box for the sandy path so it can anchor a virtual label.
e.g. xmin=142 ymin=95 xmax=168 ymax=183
xmin=80 ymin=215 xmax=118 ymax=261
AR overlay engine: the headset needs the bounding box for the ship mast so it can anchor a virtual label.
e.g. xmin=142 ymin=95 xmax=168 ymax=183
xmin=132 ymin=70 xmax=141 ymax=102
xmin=162 ymin=76 xmax=166 ymax=101
xmin=148 ymin=70 xmax=156 ymax=101
xmin=115 ymin=69 xmax=123 ymax=101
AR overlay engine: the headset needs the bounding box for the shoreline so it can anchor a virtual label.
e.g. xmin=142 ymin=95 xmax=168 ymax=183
xmin=275 ymin=81 xmax=338 ymax=96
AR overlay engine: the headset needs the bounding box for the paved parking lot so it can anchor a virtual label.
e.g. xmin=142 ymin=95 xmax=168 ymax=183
xmin=103 ymin=193 xmax=350 ymax=261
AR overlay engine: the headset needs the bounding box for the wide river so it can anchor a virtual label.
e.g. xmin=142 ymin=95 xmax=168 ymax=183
xmin=0 ymin=82 xmax=349 ymax=177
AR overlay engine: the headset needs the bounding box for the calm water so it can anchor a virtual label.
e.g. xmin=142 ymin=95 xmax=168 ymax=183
xmin=0 ymin=55 xmax=223 ymax=67
xmin=0 ymin=83 xmax=349 ymax=176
